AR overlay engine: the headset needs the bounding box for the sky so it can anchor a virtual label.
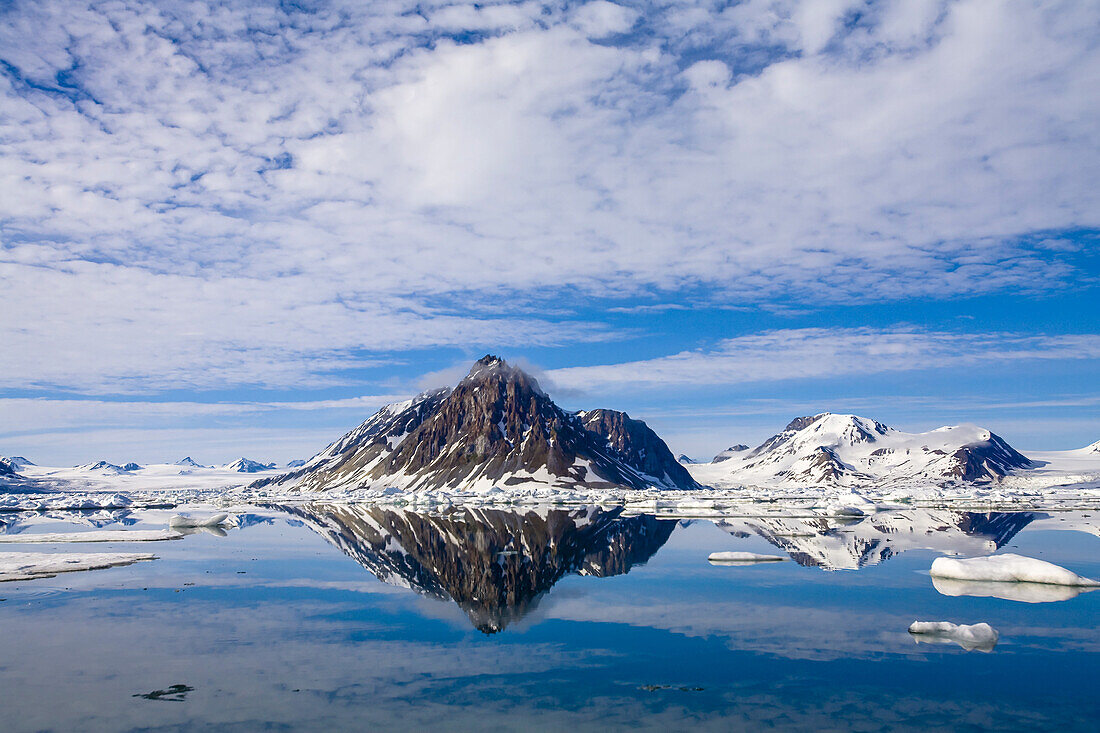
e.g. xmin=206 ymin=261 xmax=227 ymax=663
xmin=1 ymin=0 xmax=1098 ymax=466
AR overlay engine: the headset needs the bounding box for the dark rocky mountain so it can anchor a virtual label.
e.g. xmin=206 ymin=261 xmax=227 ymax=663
xmin=279 ymin=503 xmax=677 ymax=633
xmin=0 ymin=458 xmax=19 ymax=478
xmin=257 ymin=356 xmax=699 ymax=494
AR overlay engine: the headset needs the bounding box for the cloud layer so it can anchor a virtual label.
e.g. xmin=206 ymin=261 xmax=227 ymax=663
xmin=2 ymin=0 xmax=1098 ymax=393
xmin=548 ymin=328 xmax=1100 ymax=390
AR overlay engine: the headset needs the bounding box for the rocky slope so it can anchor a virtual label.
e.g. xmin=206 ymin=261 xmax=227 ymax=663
xmin=690 ymin=413 xmax=1032 ymax=489
xmin=257 ymin=356 xmax=700 ymax=494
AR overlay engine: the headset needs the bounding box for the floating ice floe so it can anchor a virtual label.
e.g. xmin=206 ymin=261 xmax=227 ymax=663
xmin=708 ymin=551 xmax=788 ymax=564
xmin=169 ymin=513 xmax=229 ymax=529
xmin=0 ymin=551 xmax=156 ymax=582
xmin=908 ymin=621 xmax=999 ymax=652
xmin=930 ymin=553 xmax=1100 ymax=586
xmin=931 ymin=576 xmax=1095 ymax=604
xmin=0 ymin=530 xmax=182 ymax=543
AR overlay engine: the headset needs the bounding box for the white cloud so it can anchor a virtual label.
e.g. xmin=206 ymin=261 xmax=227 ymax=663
xmin=0 ymin=0 xmax=1097 ymax=394
xmin=548 ymin=328 xmax=1100 ymax=390
xmin=571 ymin=2 xmax=639 ymax=38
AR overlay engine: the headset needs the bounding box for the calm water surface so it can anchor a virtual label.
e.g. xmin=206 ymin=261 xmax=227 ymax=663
xmin=0 ymin=504 xmax=1097 ymax=732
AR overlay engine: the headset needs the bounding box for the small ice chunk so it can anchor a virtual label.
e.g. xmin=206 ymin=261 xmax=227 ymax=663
xmin=930 ymin=553 xmax=1100 ymax=586
xmin=708 ymin=551 xmax=788 ymax=564
xmin=908 ymin=621 xmax=999 ymax=652
xmin=0 ymin=551 xmax=156 ymax=582
xmin=169 ymin=513 xmax=229 ymax=528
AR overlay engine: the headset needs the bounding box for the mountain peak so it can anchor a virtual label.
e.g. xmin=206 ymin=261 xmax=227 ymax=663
xmin=460 ymin=355 xmax=546 ymax=397
xmin=466 ymin=354 xmax=508 ymax=378
xmin=257 ymin=355 xmax=697 ymax=493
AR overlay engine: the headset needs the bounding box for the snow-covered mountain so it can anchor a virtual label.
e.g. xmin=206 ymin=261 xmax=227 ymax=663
xmin=255 ymin=355 xmax=700 ymax=494
xmin=224 ymin=458 xmax=275 ymax=473
xmin=689 ymin=413 xmax=1032 ymax=489
xmin=712 ymin=445 xmax=749 ymax=463
xmin=174 ymin=457 xmax=208 ymax=468
xmin=0 ymin=458 xmax=20 ymax=478
xmin=2 ymin=456 xmax=34 ymax=468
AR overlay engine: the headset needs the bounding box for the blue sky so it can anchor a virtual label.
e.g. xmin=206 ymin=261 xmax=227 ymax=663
xmin=1 ymin=0 xmax=1097 ymax=465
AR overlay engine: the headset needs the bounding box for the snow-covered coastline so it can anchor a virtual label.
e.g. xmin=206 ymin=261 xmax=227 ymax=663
xmin=2 ymin=429 xmax=1100 ymax=512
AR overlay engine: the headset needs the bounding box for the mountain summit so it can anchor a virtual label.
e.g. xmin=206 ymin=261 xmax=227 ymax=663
xmin=256 ymin=355 xmax=699 ymax=494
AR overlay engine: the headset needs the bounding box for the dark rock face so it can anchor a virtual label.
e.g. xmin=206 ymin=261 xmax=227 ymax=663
xmin=377 ymin=356 xmax=601 ymax=489
xmin=580 ymin=409 xmax=701 ymax=490
xmin=946 ymin=433 xmax=1031 ymax=481
xmin=279 ymin=504 xmax=677 ymax=633
xmin=258 ymin=356 xmax=696 ymax=492
xmin=0 ymin=459 xmax=18 ymax=477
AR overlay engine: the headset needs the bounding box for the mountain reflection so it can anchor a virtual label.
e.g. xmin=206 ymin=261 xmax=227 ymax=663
xmin=278 ymin=504 xmax=1050 ymax=629
xmin=279 ymin=504 xmax=677 ymax=633
xmin=714 ymin=509 xmax=1042 ymax=570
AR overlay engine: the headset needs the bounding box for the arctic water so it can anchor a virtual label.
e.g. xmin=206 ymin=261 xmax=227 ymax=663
xmin=1 ymin=505 xmax=1097 ymax=732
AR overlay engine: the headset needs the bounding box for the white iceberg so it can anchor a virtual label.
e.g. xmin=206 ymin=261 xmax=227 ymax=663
xmin=931 ymin=576 xmax=1095 ymax=604
xmin=169 ymin=513 xmax=229 ymax=529
xmin=0 ymin=530 xmax=182 ymax=543
xmin=908 ymin=621 xmax=999 ymax=652
xmin=930 ymin=553 xmax=1100 ymax=586
xmin=708 ymin=551 xmax=788 ymax=564
xmin=0 ymin=551 xmax=156 ymax=582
